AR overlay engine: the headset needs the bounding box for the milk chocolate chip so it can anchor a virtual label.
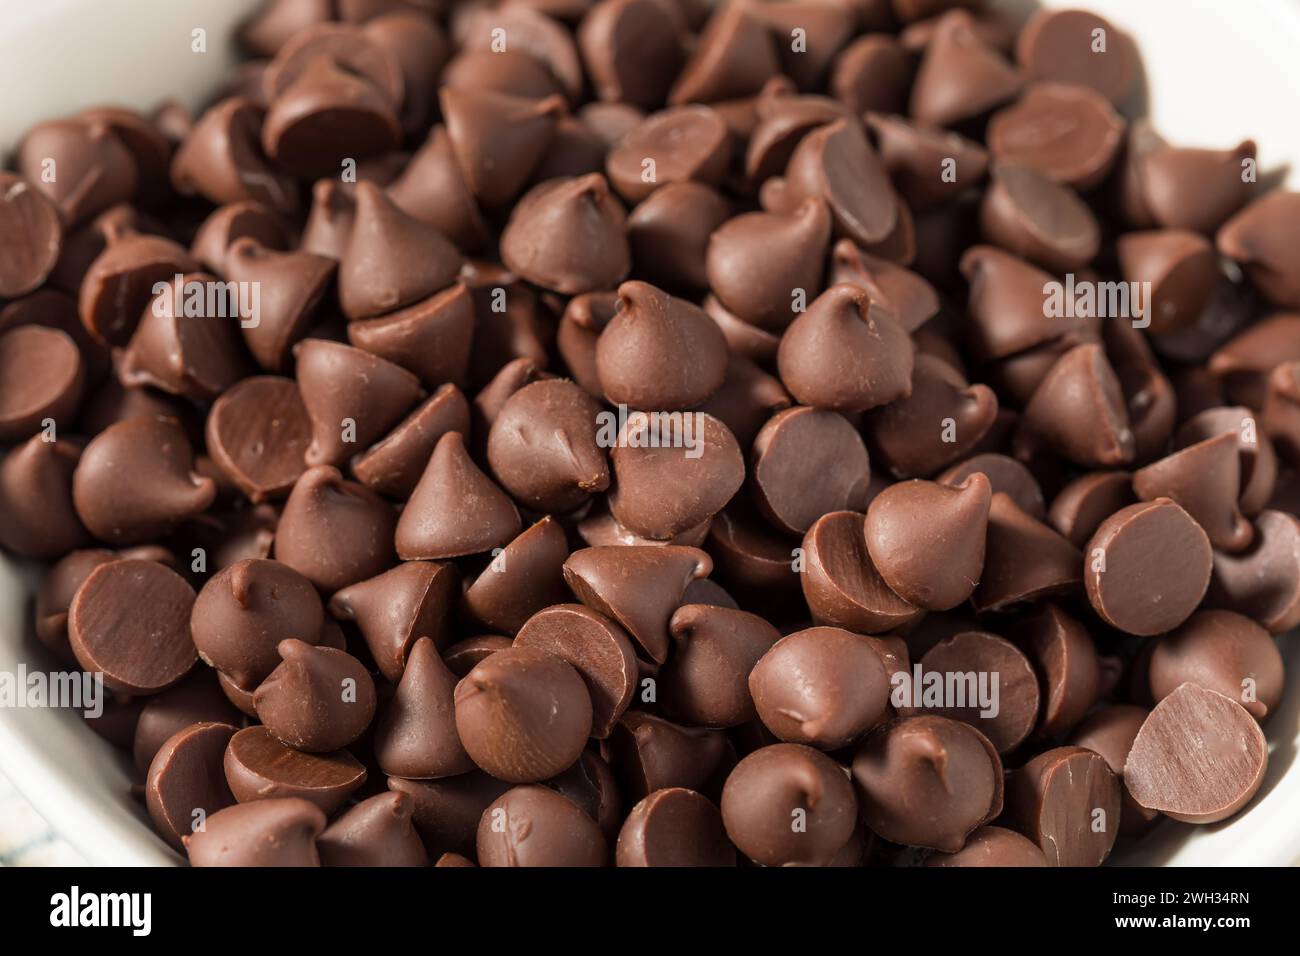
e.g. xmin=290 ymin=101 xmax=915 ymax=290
xmin=864 ymin=474 xmax=991 ymax=610
xmin=72 ymin=416 xmax=216 ymax=545
xmin=1085 ymin=499 xmax=1213 ymax=637
xmin=1125 ymin=683 xmax=1268 ymax=824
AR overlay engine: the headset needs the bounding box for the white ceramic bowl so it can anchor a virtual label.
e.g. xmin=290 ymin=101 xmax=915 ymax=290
xmin=1 ymin=0 xmax=1298 ymax=866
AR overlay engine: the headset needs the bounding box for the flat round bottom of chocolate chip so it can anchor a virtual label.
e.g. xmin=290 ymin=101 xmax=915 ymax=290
xmin=1124 ymin=682 xmax=1268 ymax=824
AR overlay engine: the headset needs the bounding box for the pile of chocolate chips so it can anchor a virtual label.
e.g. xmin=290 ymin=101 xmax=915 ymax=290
xmin=1 ymin=0 xmax=1298 ymax=868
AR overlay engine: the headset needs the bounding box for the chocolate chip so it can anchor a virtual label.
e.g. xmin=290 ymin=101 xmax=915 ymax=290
xmin=578 ymin=0 xmax=682 ymax=106
xmin=1219 ymin=192 xmax=1300 ymax=309
xmin=372 ymin=636 xmax=472 ymax=779
xmin=865 ymin=473 xmax=990 ymax=610
xmin=205 ymin=376 xmax=310 ymax=503
xmin=1067 ymin=704 xmax=1159 ymax=836
xmin=458 ymin=2 xmax=584 ymax=100
xmin=0 ymin=288 xmax=110 ymax=387
xmin=668 ymin=1 xmax=778 ymax=105
xmin=186 ymin=797 xmax=325 ymax=867
xmin=145 ymin=722 xmax=238 ymax=849
xmin=1124 ymin=683 xmax=1268 ymax=824
xmin=295 ymin=338 xmax=424 ymax=468
xmin=388 ymin=126 xmax=490 ymax=252
xmin=1014 ymin=9 xmax=1134 ymax=103
xmin=1134 ymin=432 xmax=1254 ymax=552
xmin=865 ymin=112 xmax=987 ymax=211
xmin=909 ymin=10 xmax=1021 ymax=127
xmin=854 ymin=716 xmax=1001 ymax=852
xmin=706 ymin=197 xmax=831 ymax=330
xmin=253 ymin=639 xmax=376 ymax=752
xmin=1209 ymin=313 xmax=1300 ymax=408
xmin=191 ymin=558 xmax=325 ymax=689
xmin=786 ymin=118 xmax=898 ymax=246
xmin=987 ymin=83 xmax=1124 ymax=190
xmin=830 ymin=239 xmax=941 ymax=332
xmin=1021 ymin=343 xmax=1135 ymax=468
xmin=461 ymin=517 xmax=570 ymax=635
xmin=703 ymin=293 xmax=781 ymax=364
xmin=0 ymin=173 xmax=63 ymax=298
xmin=865 ymin=354 xmax=999 ymax=478
xmin=300 ymin=180 xmax=356 ymax=259
xmin=455 ymin=645 xmax=593 ymax=782
xmin=1003 ymin=745 xmax=1120 ymax=866
xmin=500 ymin=173 xmax=631 ymax=294
xmin=69 ymin=558 xmax=197 ymax=694
xmin=1206 ymin=510 xmax=1300 ymax=634
xmin=262 ymin=56 xmax=401 ymax=177
xmin=337 ymin=182 xmax=463 ymax=320
xmin=318 ymin=791 xmax=429 ymax=867
xmin=800 ymin=510 xmax=921 ymax=633
xmin=980 ymin=162 xmax=1100 ymax=271
xmin=754 ymin=1 xmax=856 ymax=89
xmin=778 ymin=284 xmax=914 ymax=413
xmin=347 ymin=284 xmax=474 ymax=391
xmin=751 ymin=626 xmax=892 ymax=749
xmin=659 ymin=604 xmax=779 ymax=728
xmin=444 ymin=634 xmax=514 ymax=681
xmin=262 ymin=22 xmax=404 ymax=106
xmin=486 ymin=380 xmax=610 ymax=512
xmin=477 ymin=784 xmax=607 ymax=867
xmin=1085 ymin=498 xmax=1213 ymax=637
xmin=1139 ymin=139 xmax=1258 ymax=236
xmin=609 ymin=711 xmax=734 ymax=801
xmin=749 ymin=406 xmax=872 ymax=535
xmin=1148 ymin=610 xmax=1283 ymax=721
xmin=71 ymin=416 xmax=215 ymax=545
xmin=596 ymin=281 xmax=729 ymax=410
xmin=1048 ymin=470 xmax=1136 ymax=547
xmin=0 ymin=435 xmax=88 ymax=560
xmin=616 ymin=787 xmax=735 ymax=867
xmin=607 ymin=412 xmax=744 ymax=539
xmin=191 ymin=201 xmax=291 ymax=276
xmin=440 ymin=86 xmax=565 ymax=206
xmin=611 ymin=108 xmax=728 ymax=200
xmin=563 ymin=545 xmax=711 ymax=662
xmin=973 ymin=492 xmax=1083 ymax=613
xmin=171 ymin=98 xmax=298 ymax=213
xmin=924 ymin=826 xmax=1048 ymax=867
xmin=328 ymin=560 xmax=459 ymax=681
xmin=19 ymin=119 xmax=138 ymax=225
xmin=624 ymin=183 xmax=730 ymax=293
xmin=722 ymin=742 xmax=857 ymax=866
xmin=224 ymin=240 xmax=335 ymax=371
xmin=389 ymin=771 xmax=509 ymax=858
xmin=132 ymin=672 xmax=244 ymax=772
xmin=515 ymin=604 xmax=638 ymax=738
xmin=224 ymin=725 xmax=366 ymax=814
xmin=1011 ymin=603 xmax=1101 ymax=740
xmin=908 ymin=631 xmax=1039 ymax=753
xmin=745 ymin=93 xmax=848 ymax=185
xmin=352 ymin=384 xmax=472 ymax=500
xmin=78 ymin=233 xmax=202 ymax=346
xmin=1174 ymin=407 xmax=1276 ymax=514
xmin=830 ymin=33 xmax=911 ymax=115
xmin=1118 ymin=229 xmax=1219 ymax=337
xmin=362 ymin=10 xmax=447 ymax=135
xmin=120 ymin=273 xmax=251 ymax=401
xmin=396 ymin=431 xmax=521 ymax=560
xmin=274 ymin=465 xmax=398 ymax=591
xmin=696 ymin=354 xmax=792 ymax=450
